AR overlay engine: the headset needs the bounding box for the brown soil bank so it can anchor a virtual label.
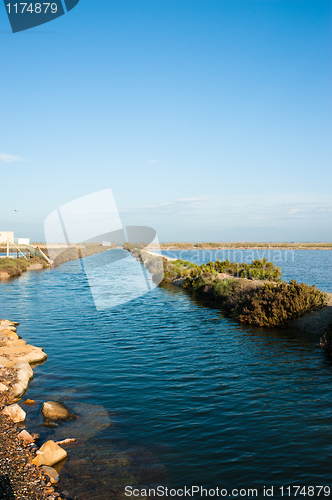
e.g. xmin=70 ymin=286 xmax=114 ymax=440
xmin=0 ymin=243 xmax=112 ymax=280
xmin=0 ymin=256 xmax=48 ymax=279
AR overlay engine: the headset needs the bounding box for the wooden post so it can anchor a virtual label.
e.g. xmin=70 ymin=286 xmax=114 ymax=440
xmin=7 ymin=239 xmax=9 ymax=257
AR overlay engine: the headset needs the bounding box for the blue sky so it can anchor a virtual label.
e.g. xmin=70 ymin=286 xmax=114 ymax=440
xmin=0 ymin=0 xmax=331 ymax=242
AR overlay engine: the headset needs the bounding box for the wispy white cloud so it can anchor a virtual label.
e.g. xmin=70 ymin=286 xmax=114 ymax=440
xmin=0 ymin=153 xmax=26 ymax=164
xmin=119 ymin=192 xmax=332 ymax=226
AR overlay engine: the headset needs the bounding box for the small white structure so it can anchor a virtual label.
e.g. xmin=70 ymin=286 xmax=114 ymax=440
xmin=17 ymin=238 xmax=30 ymax=245
xmin=0 ymin=231 xmax=14 ymax=244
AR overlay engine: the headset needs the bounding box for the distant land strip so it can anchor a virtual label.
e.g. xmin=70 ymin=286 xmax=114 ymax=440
xmin=158 ymin=242 xmax=332 ymax=250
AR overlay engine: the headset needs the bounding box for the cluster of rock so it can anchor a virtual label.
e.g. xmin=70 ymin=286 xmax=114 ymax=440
xmin=1 ymin=400 xmax=76 ymax=499
xmin=0 ymin=319 xmax=77 ymax=499
xmin=0 ymin=319 xmax=47 ymax=397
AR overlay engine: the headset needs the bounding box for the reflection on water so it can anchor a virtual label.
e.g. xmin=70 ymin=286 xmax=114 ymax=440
xmin=0 ymin=250 xmax=332 ymax=499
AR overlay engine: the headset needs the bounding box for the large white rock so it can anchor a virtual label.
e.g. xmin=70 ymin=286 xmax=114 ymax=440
xmin=0 ymin=328 xmax=19 ymax=339
xmin=11 ymin=361 xmax=34 ymax=397
xmin=0 ymin=320 xmax=19 ymax=326
xmin=1 ymin=403 xmax=26 ymax=423
xmin=0 ymin=324 xmax=16 ymax=331
xmin=31 ymin=440 xmax=67 ymax=467
xmin=0 ymin=344 xmax=47 ymax=368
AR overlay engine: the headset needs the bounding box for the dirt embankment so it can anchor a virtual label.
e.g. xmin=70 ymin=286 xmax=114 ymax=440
xmin=0 ymin=243 xmax=113 ymax=280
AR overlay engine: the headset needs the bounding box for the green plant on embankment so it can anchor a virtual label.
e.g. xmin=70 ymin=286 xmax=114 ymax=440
xmin=162 ymin=257 xmax=282 ymax=283
xmin=0 ymin=244 xmax=112 ymax=276
xmin=232 ymin=280 xmax=327 ymax=327
xmin=185 ymin=273 xmax=328 ymax=327
xmin=183 ymin=268 xmax=328 ymax=327
xmin=0 ymin=257 xmax=48 ymax=277
xmin=127 ymin=247 xmax=328 ymax=329
xmin=200 ymin=258 xmax=281 ymax=280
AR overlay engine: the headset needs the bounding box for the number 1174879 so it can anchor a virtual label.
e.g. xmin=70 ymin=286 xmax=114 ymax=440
xmin=279 ymin=486 xmax=331 ymax=496
xmin=6 ymin=3 xmax=58 ymax=14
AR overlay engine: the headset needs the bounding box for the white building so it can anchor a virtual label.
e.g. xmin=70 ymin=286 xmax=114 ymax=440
xmin=0 ymin=231 xmax=14 ymax=244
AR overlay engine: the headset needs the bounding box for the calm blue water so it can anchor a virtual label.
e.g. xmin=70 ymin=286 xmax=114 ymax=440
xmin=0 ymin=249 xmax=331 ymax=499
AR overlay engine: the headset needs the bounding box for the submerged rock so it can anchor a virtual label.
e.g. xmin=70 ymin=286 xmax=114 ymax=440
xmin=41 ymin=465 xmax=59 ymax=484
xmin=55 ymin=438 xmax=77 ymax=445
xmin=1 ymin=403 xmax=26 ymax=423
xmin=43 ymin=421 xmax=59 ymax=428
xmin=42 ymin=401 xmax=77 ymax=422
xmin=32 ymin=440 xmax=67 ymax=467
xmin=21 ymin=398 xmax=36 ymax=405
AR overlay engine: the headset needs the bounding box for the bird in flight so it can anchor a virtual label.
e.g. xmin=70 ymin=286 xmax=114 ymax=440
xmin=14 ymin=210 xmax=18 ymax=212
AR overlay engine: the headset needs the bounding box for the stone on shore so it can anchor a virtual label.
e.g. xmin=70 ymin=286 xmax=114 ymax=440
xmin=31 ymin=440 xmax=67 ymax=467
xmin=11 ymin=361 xmax=34 ymax=397
xmin=0 ymin=319 xmax=19 ymax=326
xmin=0 ymin=382 xmax=8 ymax=392
xmin=0 ymin=324 xmax=17 ymax=332
xmin=0 ymin=272 xmax=10 ymax=279
xmin=0 ymin=342 xmax=47 ymax=368
xmin=0 ymin=328 xmax=19 ymax=339
xmin=17 ymin=429 xmax=35 ymax=443
xmin=41 ymin=465 xmax=59 ymax=484
xmin=42 ymin=401 xmax=77 ymax=422
xmin=1 ymin=403 xmax=26 ymax=422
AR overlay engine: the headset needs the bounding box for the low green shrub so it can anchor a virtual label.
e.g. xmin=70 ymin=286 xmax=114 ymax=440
xmin=199 ymin=258 xmax=282 ymax=281
xmin=235 ymin=280 xmax=328 ymax=327
xmin=0 ymin=257 xmax=47 ymax=277
xmin=128 ymin=247 xmax=328 ymax=329
xmin=185 ymin=271 xmax=327 ymax=327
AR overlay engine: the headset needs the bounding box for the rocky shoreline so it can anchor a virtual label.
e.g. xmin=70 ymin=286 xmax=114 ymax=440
xmin=0 ymin=319 xmax=77 ymax=500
